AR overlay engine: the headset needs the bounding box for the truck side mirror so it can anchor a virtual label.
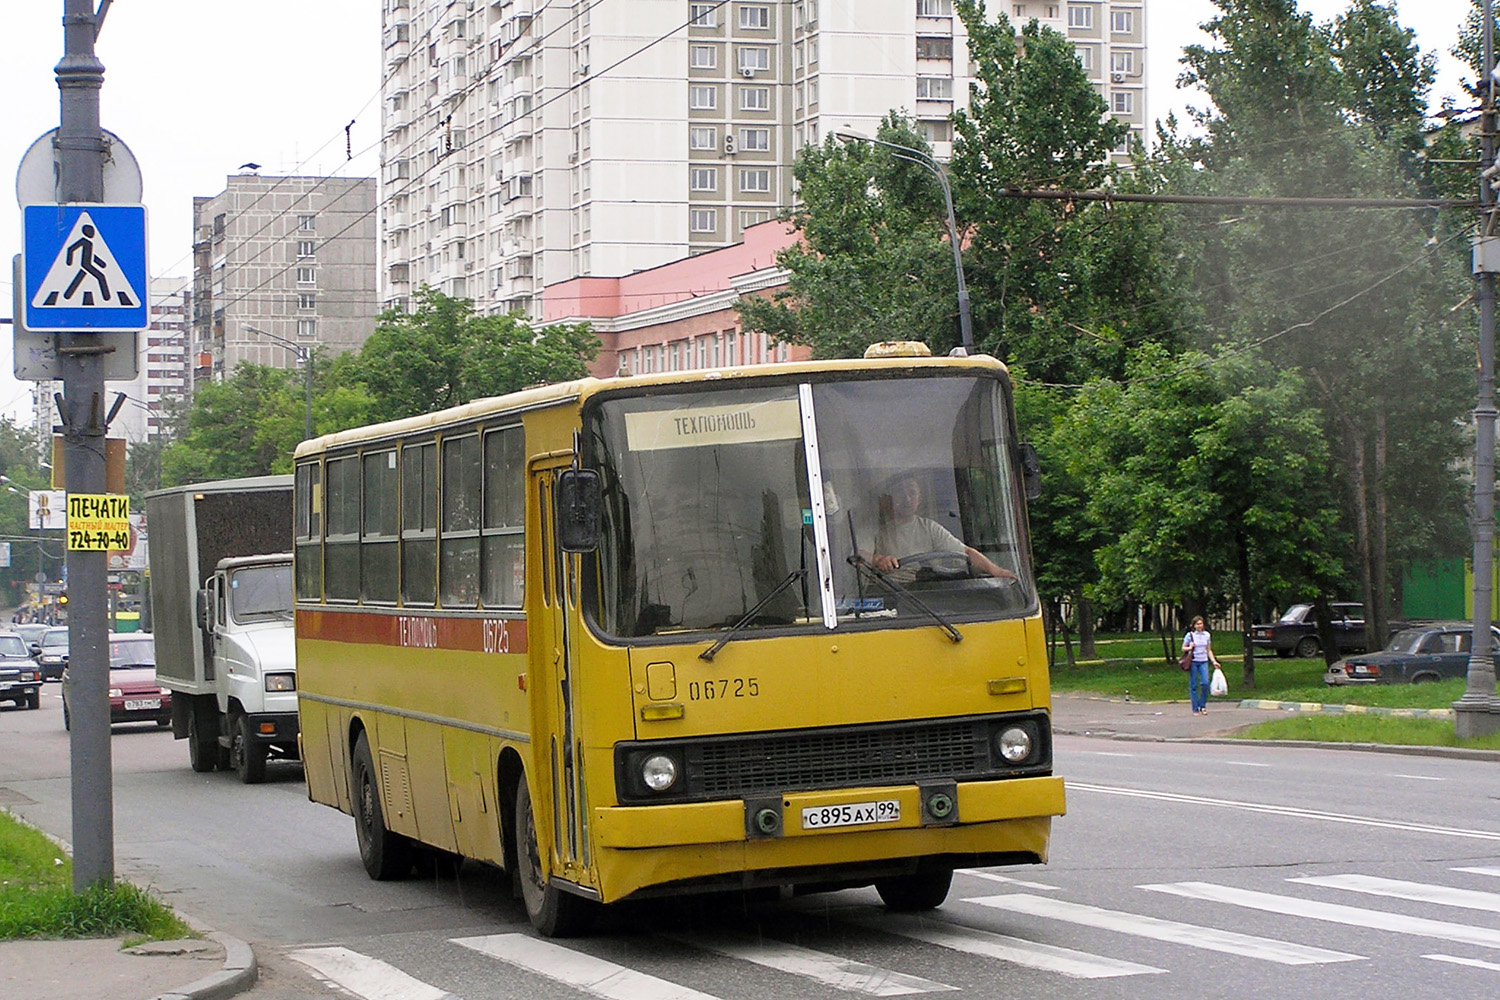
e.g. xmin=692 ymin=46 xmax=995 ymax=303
xmin=1019 ymin=442 xmax=1042 ymax=501
xmin=195 ymin=589 xmax=209 ymax=631
xmin=555 ymin=468 xmax=601 ymax=553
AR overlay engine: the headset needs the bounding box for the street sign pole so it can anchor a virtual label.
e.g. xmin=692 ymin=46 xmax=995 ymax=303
xmin=55 ymin=0 xmax=113 ymax=891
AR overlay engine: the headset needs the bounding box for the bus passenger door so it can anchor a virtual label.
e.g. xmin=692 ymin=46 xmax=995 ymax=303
xmin=532 ymin=463 xmax=588 ymax=887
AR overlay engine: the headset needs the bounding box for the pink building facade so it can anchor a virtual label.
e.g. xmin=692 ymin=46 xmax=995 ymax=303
xmin=541 ymin=221 xmax=812 ymax=378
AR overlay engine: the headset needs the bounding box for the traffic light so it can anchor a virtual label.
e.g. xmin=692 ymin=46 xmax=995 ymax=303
xmin=57 ymin=592 xmax=68 ymax=607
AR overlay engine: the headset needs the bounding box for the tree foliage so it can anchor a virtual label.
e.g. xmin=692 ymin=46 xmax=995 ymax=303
xmin=156 ymin=289 xmax=600 ymax=486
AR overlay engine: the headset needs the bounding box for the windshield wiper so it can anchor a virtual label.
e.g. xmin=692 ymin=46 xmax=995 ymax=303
xmin=847 ymin=555 xmax=963 ymax=644
xmin=699 ymin=569 xmax=807 ymax=662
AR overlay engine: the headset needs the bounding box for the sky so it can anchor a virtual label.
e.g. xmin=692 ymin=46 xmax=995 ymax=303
xmin=0 ymin=0 xmax=1474 ymax=430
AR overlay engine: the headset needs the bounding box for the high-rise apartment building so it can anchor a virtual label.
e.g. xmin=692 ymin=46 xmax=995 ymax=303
xmin=380 ymin=0 xmax=1145 ymax=319
xmin=26 ymin=276 xmax=190 ymax=450
xmin=191 ymin=173 xmax=378 ymax=389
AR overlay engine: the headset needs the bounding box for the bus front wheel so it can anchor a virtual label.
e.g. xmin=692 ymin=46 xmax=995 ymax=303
xmin=875 ymin=863 xmax=954 ymax=912
xmin=352 ymin=732 xmax=414 ymax=880
xmin=516 ymin=778 xmax=594 ymax=937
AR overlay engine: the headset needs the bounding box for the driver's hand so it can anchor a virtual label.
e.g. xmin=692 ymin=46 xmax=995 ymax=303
xmin=873 ymin=553 xmax=899 ymax=573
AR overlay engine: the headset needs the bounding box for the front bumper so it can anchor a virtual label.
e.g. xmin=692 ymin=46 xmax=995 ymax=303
xmin=244 ymin=712 xmax=301 ymax=752
xmin=587 ymin=775 xmax=1065 ymax=902
xmin=0 ymin=679 xmax=40 ymax=699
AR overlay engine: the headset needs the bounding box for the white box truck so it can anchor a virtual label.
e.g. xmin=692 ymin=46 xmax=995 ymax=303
xmin=145 ymin=475 xmax=296 ymax=783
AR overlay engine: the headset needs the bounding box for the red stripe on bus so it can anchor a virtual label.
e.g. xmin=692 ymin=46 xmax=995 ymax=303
xmin=296 ymin=609 xmax=528 ymax=654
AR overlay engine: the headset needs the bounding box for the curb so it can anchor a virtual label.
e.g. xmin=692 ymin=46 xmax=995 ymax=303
xmin=151 ymin=932 xmax=257 ymax=1000
xmin=1237 ymin=698 xmax=1454 ymax=719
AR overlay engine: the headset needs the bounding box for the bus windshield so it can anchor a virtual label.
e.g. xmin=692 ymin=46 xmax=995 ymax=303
xmin=229 ymin=563 xmax=295 ymax=624
xmin=588 ymin=374 xmax=1030 ymax=639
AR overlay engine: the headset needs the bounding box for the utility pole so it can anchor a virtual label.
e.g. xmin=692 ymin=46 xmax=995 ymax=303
xmin=1458 ymin=0 xmax=1500 ymax=739
xmin=56 ymin=0 xmax=114 ymax=888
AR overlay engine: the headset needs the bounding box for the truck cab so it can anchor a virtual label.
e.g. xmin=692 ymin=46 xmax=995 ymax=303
xmin=198 ymin=553 xmax=297 ymax=782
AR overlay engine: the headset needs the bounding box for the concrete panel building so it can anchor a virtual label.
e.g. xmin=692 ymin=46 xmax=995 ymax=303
xmin=379 ymin=0 xmax=1146 ymax=321
xmin=191 ymin=173 xmax=378 ymax=389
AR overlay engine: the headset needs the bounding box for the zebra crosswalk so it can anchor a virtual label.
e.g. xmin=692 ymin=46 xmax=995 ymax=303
xmin=285 ymin=866 xmax=1500 ymax=999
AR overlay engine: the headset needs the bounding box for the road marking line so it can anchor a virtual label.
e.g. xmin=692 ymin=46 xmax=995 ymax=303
xmin=288 ymin=946 xmax=455 ymax=1000
xmin=452 ymin=933 xmax=722 ymax=1000
xmin=1453 ymin=866 xmax=1500 ymax=879
xmin=956 ymin=869 xmax=1061 ymax=890
xmin=1069 ymin=781 xmax=1500 ymax=842
xmin=672 ymin=932 xmax=957 ymax=995
xmin=1389 ymin=773 xmax=1446 ymax=781
xmin=962 ymin=894 xmax=1359 ymax=965
xmin=1143 ymin=882 xmax=1500 ymax=949
xmin=1290 ymin=874 xmax=1500 ymax=913
xmin=1224 ymin=761 xmax=1271 ymax=768
xmin=1425 ymin=953 xmax=1500 ymax=971
xmin=853 ymin=912 xmax=1164 ymax=979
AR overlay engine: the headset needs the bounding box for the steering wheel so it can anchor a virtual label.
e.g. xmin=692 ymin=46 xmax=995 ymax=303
xmin=897 ymin=550 xmax=971 ymax=579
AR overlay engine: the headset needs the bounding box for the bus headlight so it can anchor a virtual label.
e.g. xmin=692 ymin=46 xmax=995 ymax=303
xmin=640 ymin=754 xmax=679 ymax=792
xmin=997 ymin=725 xmax=1033 ymax=763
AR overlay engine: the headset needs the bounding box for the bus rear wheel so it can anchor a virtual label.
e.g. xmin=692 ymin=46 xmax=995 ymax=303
xmin=352 ymin=732 xmax=414 ymax=880
xmin=875 ymin=863 xmax=954 ymax=912
xmin=516 ymin=777 xmax=594 ymax=937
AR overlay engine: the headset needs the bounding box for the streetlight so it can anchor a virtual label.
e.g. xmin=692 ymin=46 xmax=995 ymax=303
xmin=834 ymin=128 xmax=973 ymax=352
xmin=245 ymin=325 xmax=313 ymax=440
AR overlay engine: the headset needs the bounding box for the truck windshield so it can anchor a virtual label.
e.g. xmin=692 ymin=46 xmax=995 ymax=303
xmin=229 ymin=564 xmax=294 ymax=624
xmin=586 ymin=374 xmax=1030 ymax=640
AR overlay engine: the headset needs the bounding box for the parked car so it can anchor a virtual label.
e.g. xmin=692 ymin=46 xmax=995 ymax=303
xmin=61 ymin=633 xmax=170 ymax=729
xmin=0 ymin=632 xmax=42 ymax=709
xmin=33 ymin=626 xmax=68 ymax=680
xmin=1324 ymin=621 xmax=1500 ymax=685
xmin=1250 ymin=602 xmax=1372 ymax=659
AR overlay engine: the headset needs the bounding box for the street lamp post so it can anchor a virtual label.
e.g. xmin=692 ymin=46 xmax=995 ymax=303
xmin=834 ymin=129 xmax=973 ymax=352
xmin=245 ymin=326 xmax=313 ymax=440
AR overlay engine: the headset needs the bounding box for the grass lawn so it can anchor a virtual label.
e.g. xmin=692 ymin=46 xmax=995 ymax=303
xmin=1050 ymin=632 xmax=1492 ymax=747
xmin=0 ymin=809 xmax=193 ymax=942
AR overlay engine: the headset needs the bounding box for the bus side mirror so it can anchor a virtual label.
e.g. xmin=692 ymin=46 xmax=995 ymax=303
xmin=1020 ymin=442 xmax=1042 ymax=501
xmin=556 ymin=468 xmax=602 ymax=553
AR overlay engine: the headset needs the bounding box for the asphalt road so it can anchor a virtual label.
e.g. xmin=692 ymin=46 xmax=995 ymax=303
xmin=3 ymin=684 xmax=1499 ymax=1000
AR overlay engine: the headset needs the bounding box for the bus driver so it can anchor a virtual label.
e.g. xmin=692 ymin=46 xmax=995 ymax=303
xmin=866 ymin=473 xmax=1017 ymax=581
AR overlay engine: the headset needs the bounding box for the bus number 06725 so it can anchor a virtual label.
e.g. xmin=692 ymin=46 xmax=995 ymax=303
xmin=688 ymin=678 xmax=759 ymax=701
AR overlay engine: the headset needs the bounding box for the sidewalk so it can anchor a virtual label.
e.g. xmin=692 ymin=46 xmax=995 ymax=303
xmin=1051 ymin=691 xmax=1500 ymax=761
xmin=0 ymin=928 xmax=255 ymax=1000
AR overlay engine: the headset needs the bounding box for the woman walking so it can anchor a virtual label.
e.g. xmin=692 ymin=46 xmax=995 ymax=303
xmin=1182 ymin=616 xmax=1220 ymax=715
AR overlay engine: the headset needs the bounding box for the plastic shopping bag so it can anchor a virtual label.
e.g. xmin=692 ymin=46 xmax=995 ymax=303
xmin=1209 ymin=666 xmax=1228 ymax=697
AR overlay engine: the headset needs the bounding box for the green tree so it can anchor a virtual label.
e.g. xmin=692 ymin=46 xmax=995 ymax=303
xmin=159 ymin=364 xmax=302 ymax=485
xmin=1064 ymin=346 xmax=1346 ymax=684
xmin=346 ymin=288 xmax=599 ymax=424
xmin=1163 ymin=0 xmax=1470 ymax=644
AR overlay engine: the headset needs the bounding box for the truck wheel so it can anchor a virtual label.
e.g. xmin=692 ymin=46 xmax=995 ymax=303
xmin=1294 ymin=636 xmax=1321 ymax=658
xmin=875 ymin=862 xmax=954 ymax=911
xmin=515 ymin=777 xmax=594 ymax=936
xmin=352 ymin=732 xmax=413 ymax=880
xmin=187 ymin=708 xmax=219 ymax=773
xmin=232 ymin=714 xmax=267 ymax=784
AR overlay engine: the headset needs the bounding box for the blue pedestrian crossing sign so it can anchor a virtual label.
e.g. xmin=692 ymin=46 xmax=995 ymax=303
xmin=22 ymin=204 xmax=148 ymax=332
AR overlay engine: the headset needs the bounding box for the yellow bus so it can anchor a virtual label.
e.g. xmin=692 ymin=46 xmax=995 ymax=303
xmin=294 ymin=345 xmax=1065 ymax=935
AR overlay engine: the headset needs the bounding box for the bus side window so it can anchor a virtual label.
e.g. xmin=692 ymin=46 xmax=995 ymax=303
xmin=325 ymin=456 xmax=360 ymax=602
xmin=440 ymin=434 xmax=481 ymax=608
xmin=482 ymin=427 xmax=525 ymax=607
xmin=402 ymin=442 xmax=438 ymax=606
xmin=295 ymin=462 xmax=322 ymax=601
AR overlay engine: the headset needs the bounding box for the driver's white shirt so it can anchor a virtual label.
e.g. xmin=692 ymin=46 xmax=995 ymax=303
xmin=876 ymin=517 xmax=965 ymax=560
